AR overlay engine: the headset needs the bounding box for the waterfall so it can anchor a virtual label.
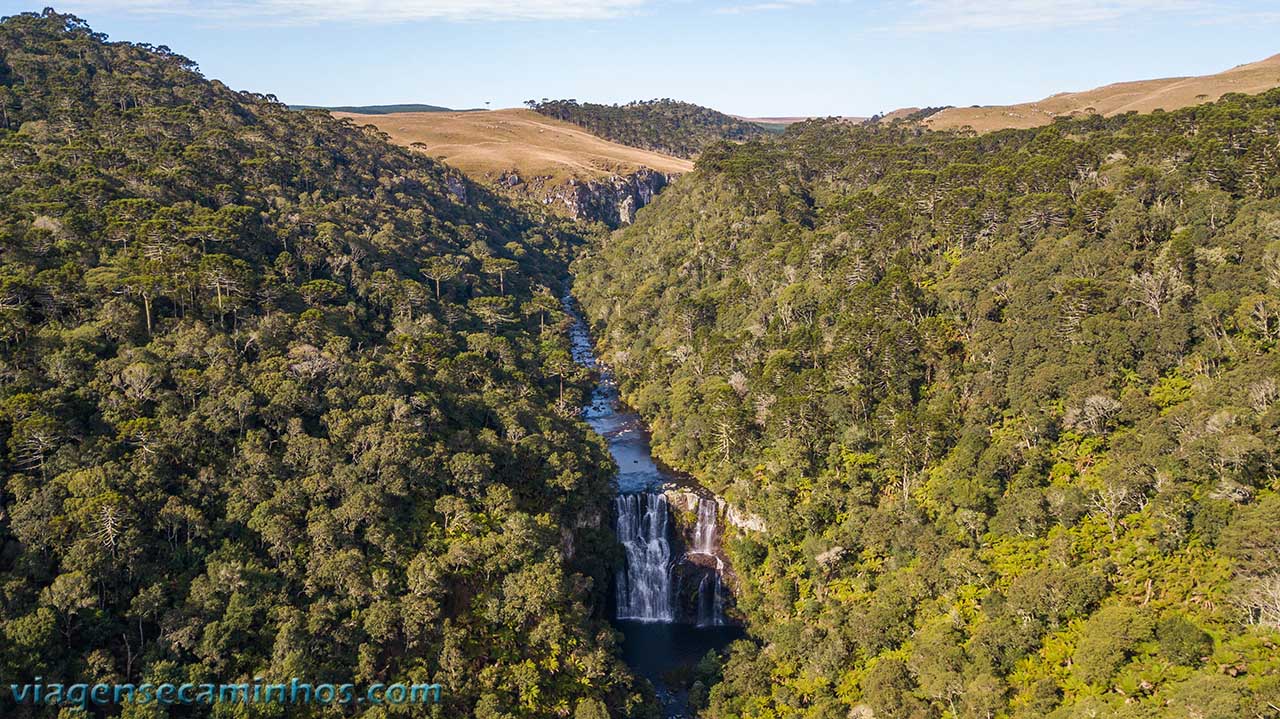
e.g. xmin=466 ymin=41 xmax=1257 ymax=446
xmin=695 ymin=574 xmax=713 ymax=626
xmin=615 ymin=491 xmax=732 ymax=626
xmin=569 ymin=296 xmax=740 ymax=719
xmin=691 ymin=498 xmax=718 ymax=555
xmin=615 ymin=493 xmax=675 ymax=622
xmin=690 ymin=498 xmax=726 ymax=625
xmin=696 ymin=558 xmax=726 ymax=627
xmin=712 ymin=557 xmax=725 ymax=626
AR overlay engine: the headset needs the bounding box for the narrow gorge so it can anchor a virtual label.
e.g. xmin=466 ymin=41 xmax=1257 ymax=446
xmin=566 ymin=296 xmax=745 ymax=718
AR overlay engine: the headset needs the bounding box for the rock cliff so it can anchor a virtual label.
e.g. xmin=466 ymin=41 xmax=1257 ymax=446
xmin=663 ymin=488 xmax=754 ymax=625
xmin=500 ymin=168 xmax=670 ymax=228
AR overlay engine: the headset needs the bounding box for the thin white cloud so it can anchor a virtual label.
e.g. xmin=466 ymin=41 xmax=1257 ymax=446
xmin=895 ymin=0 xmax=1214 ymax=31
xmin=1196 ymin=9 xmax=1280 ymax=24
xmin=56 ymin=0 xmax=652 ymax=23
xmin=715 ymin=0 xmax=814 ymax=15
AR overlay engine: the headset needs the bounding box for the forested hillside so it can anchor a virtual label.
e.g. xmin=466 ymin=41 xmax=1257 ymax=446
xmin=575 ymin=93 xmax=1280 ymax=717
xmin=527 ymin=99 xmax=772 ymax=159
xmin=0 ymin=11 xmax=649 ymax=717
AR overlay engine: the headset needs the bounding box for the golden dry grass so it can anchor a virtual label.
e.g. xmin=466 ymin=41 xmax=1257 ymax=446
xmin=332 ymin=108 xmax=692 ymax=183
xmin=924 ymin=53 xmax=1280 ymax=133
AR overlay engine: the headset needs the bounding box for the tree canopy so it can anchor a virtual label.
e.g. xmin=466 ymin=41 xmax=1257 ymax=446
xmin=574 ymin=88 xmax=1280 ymax=718
xmin=0 ymin=10 xmax=652 ymax=717
xmin=527 ymin=98 xmax=775 ymax=159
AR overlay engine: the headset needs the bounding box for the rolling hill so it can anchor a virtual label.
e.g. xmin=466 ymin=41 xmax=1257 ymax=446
xmin=333 ymin=107 xmax=691 ymax=183
xmin=923 ymin=52 xmax=1280 ymax=131
xmin=333 ymin=108 xmax=692 ymax=225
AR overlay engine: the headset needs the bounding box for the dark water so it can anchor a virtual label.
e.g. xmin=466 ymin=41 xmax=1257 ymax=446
xmin=617 ymin=622 xmax=745 ymax=718
xmin=566 ymin=296 xmax=744 ymax=718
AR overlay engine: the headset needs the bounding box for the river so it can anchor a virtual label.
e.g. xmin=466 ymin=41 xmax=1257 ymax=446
xmin=566 ymin=296 xmax=744 ymax=719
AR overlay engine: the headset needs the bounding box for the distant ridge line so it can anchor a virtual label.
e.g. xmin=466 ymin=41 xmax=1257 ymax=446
xmin=292 ymin=103 xmax=485 ymax=114
xmin=920 ymin=51 xmax=1280 ymax=132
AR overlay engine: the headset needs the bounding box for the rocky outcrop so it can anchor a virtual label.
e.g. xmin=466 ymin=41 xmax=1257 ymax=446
xmin=663 ymin=488 xmax=705 ymax=517
xmin=444 ymin=172 xmax=468 ymax=204
xmin=662 ymin=487 xmax=745 ymax=625
xmin=668 ymin=489 xmax=767 ymax=534
xmin=726 ymin=503 xmax=767 ymax=533
xmin=498 ymin=168 xmax=670 ymax=228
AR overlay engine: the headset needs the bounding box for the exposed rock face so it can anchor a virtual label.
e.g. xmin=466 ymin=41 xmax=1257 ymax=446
xmin=667 ymin=489 xmax=767 ymax=534
xmin=499 ymin=168 xmax=670 ymax=228
xmin=664 ymin=489 xmax=704 ymax=516
xmin=725 ymin=503 xmax=767 ymax=533
xmin=575 ymin=508 xmax=602 ymax=530
xmin=663 ymin=488 xmax=743 ymax=625
xmin=444 ymin=172 xmax=468 ymax=204
xmin=560 ymin=527 xmax=575 ymax=561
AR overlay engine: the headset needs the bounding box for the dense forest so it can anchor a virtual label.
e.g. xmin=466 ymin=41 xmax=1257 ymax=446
xmin=8 ymin=7 xmax=1280 ymax=719
xmin=526 ymin=99 xmax=773 ymax=160
xmin=575 ymin=94 xmax=1280 ymax=717
xmin=0 ymin=11 xmax=652 ymax=718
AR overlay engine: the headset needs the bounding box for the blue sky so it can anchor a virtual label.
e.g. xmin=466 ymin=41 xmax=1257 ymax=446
xmin=3 ymin=1 xmax=1278 ymax=116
